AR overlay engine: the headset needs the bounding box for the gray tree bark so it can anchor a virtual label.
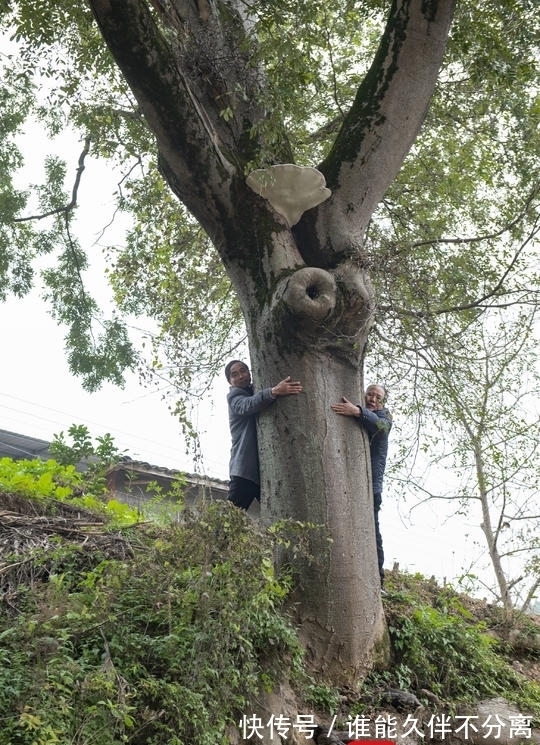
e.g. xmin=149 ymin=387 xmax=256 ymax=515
xmin=88 ymin=0 xmax=456 ymax=683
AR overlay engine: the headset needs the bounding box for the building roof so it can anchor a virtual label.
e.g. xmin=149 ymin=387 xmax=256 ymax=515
xmin=0 ymin=429 xmax=227 ymax=489
xmin=110 ymin=456 xmax=228 ymax=490
xmin=0 ymin=429 xmax=52 ymax=460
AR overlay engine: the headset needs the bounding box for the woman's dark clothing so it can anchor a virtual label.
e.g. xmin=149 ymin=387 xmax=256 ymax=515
xmin=228 ymin=475 xmax=261 ymax=511
xmin=357 ymin=406 xmax=392 ymax=583
xmin=357 ymin=407 xmax=392 ymax=495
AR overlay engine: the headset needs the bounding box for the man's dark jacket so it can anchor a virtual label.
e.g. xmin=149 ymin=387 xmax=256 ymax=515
xmin=227 ymin=385 xmax=275 ymax=485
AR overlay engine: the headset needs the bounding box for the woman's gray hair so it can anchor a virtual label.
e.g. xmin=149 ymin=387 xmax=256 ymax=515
xmin=366 ymin=383 xmax=388 ymax=401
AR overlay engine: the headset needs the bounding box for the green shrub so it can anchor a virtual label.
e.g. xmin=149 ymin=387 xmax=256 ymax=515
xmin=0 ymin=502 xmax=304 ymax=744
xmin=0 ymin=455 xmax=139 ymax=526
xmin=367 ymin=580 xmax=540 ymax=719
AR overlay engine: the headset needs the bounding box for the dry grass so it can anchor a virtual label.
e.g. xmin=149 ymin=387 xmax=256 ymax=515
xmin=0 ymin=492 xmax=135 ymax=613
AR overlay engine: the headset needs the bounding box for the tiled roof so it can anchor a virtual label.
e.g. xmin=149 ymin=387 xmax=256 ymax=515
xmin=0 ymin=431 xmax=227 ymax=488
xmin=0 ymin=429 xmax=51 ymax=460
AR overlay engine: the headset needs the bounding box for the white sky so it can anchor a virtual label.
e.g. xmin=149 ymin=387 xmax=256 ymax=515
xmin=0 ymin=291 xmax=231 ymax=479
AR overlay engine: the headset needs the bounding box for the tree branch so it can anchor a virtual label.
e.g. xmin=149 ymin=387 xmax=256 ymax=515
xmin=319 ymin=0 xmax=457 ymax=240
xmin=13 ymin=137 xmax=91 ymax=223
xmin=379 ymin=209 xmax=540 ymax=318
xmin=405 ymin=185 xmax=540 ymax=253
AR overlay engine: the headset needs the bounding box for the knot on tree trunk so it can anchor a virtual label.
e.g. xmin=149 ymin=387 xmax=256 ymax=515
xmin=265 ymin=265 xmax=375 ymax=360
xmin=276 ymin=267 xmax=336 ymax=326
xmin=332 ymin=261 xmax=376 ymax=336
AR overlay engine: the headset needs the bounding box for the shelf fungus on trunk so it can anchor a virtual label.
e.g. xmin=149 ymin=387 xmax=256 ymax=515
xmin=246 ymin=164 xmax=331 ymax=227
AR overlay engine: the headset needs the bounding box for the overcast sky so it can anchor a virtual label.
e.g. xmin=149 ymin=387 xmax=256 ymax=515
xmin=0 ymin=289 xmax=232 ymax=478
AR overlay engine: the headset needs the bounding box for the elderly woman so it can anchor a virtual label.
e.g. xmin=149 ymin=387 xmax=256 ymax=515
xmin=225 ymin=360 xmax=303 ymax=511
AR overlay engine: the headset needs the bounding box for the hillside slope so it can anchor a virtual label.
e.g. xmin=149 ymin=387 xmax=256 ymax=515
xmin=1 ymin=490 xmax=539 ymax=745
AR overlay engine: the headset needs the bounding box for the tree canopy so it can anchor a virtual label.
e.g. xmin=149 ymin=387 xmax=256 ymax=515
xmin=1 ymin=0 xmax=537 ymax=397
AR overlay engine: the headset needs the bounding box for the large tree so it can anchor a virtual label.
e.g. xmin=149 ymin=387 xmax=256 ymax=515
xmin=2 ymin=0 xmax=538 ymax=685
xmin=85 ymin=0 xmax=456 ymax=682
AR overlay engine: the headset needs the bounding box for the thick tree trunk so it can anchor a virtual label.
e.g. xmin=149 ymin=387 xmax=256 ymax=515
xmin=232 ymin=256 xmax=388 ymax=683
xmin=257 ymin=349 xmax=388 ymax=682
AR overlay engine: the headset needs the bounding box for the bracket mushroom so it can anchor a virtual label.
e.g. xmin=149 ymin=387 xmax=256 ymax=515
xmin=246 ymin=164 xmax=331 ymax=227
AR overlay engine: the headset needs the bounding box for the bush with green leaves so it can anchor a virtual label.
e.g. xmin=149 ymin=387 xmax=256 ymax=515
xmin=0 ymin=501 xmax=304 ymax=745
xmin=0 ymin=455 xmax=81 ymax=501
xmin=50 ymin=423 xmax=187 ymax=523
xmin=364 ymin=578 xmax=540 ymax=719
xmin=0 ymin=454 xmax=139 ymax=526
xmin=49 ymin=422 xmax=126 ymax=494
xmin=49 ymin=424 xmax=122 ymax=469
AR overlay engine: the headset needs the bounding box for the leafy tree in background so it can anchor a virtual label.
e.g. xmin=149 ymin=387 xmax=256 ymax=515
xmin=0 ymin=0 xmax=539 ymax=680
xmin=50 ymin=423 xmax=121 ymax=468
xmin=375 ymin=307 xmax=540 ymax=618
xmin=50 ymin=422 xmax=124 ymax=497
